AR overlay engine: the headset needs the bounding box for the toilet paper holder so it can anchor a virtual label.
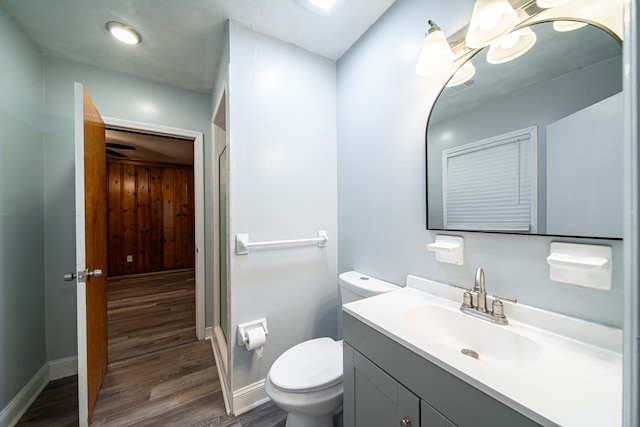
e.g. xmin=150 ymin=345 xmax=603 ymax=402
xmin=237 ymin=318 xmax=269 ymax=347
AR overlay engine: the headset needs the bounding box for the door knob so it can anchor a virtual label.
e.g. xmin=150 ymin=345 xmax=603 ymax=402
xmin=87 ymin=269 xmax=103 ymax=278
xmin=400 ymin=419 xmax=411 ymax=427
xmin=64 ymin=269 xmax=103 ymax=282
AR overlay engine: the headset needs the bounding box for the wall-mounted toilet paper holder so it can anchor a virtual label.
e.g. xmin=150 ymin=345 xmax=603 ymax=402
xmin=237 ymin=318 xmax=269 ymax=347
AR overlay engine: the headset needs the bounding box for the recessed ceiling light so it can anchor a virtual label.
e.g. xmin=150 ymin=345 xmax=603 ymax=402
xmin=296 ymin=0 xmax=337 ymax=15
xmin=106 ymin=21 xmax=141 ymax=45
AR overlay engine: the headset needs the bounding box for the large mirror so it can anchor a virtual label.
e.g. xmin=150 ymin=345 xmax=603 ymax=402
xmin=426 ymin=21 xmax=623 ymax=239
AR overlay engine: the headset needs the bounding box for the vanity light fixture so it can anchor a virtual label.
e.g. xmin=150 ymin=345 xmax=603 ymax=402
xmin=465 ymin=0 xmax=518 ymax=48
xmin=106 ymin=21 xmax=141 ymax=45
xmin=416 ymin=20 xmax=455 ymax=77
xmin=487 ymin=26 xmax=537 ymax=64
xmin=446 ymin=61 xmax=475 ymax=87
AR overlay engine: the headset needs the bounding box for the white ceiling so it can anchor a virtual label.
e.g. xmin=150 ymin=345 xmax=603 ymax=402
xmin=1 ymin=0 xmax=398 ymax=93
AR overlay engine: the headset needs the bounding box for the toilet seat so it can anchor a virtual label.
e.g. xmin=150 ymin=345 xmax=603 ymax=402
xmin=269 ymin=337 xmax=342 ymax=393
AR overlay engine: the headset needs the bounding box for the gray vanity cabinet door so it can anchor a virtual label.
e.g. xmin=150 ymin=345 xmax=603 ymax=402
xmin=349 ymin=347 xmax=420 ymax=427
xmin=422 ymin=401 xmax=456 ymax=427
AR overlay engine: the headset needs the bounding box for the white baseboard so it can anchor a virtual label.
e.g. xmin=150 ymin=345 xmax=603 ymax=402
xmin=232 ymin=379 xmax=269 ymax=416
xmin=49 ymin=356 xmax=78 ymax=380
xmin=210 ymin=332 xmax=232 ymax=415
xmin=205 ymin=326 xmax=214 ymax=340
xmin=0 ymin=356 xmax=79 ymax=427
xmin=209 ymin=328 xmax=269 ymax=417
xmin=0 ymin=364 xmax=48 ymax=427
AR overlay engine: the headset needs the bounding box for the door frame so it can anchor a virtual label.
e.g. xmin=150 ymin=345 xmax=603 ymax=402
xmin=623 ymin=0 xmax=640 ymax=423
xmin=211 ymin=78 xmax=232 ymax=414
xmin=104 ymin=117 xmax=206 ymax=340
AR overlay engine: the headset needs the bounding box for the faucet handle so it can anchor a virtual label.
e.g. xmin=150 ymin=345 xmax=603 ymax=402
xmin=452 ymin=284 xmax=474 ymax=308
xmin=492 ymin=294 xmax=517 ymax=304
xmin=491 ymin=295 xmax=516 ymax=325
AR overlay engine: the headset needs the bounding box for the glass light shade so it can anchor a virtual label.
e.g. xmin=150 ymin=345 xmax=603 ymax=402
xmin=416 ymin=27 xmax=455 ymax=77
xmin=106 ymin=21 xmax=141 ymax=45
xmin=487 ymin=27 xmax=537 ymax=64
xmin=465 ymin=0 xmax=518 ymax=48
xmin=553 ymin=20 xmax=588 ymax=32
xmin=536 ymin=0 xmax=571 ymax=7
xmin=446 ymin=62 xmax=476 ymax=87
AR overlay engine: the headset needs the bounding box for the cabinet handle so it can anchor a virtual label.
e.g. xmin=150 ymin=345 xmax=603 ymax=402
xmin=400 ymin=419 xmax=411 ymax=427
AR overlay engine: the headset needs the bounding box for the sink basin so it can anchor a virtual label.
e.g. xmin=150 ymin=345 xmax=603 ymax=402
xmin=401 ymin=305 xmax=544 ymax=368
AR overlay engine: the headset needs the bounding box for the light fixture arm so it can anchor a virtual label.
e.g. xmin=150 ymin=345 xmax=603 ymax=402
xmin=427 ymin=20 xmax=442 ymax=35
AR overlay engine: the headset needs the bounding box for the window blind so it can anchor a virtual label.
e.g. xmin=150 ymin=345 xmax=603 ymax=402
xmin=442 ymin=127 xmax=537 ymax=232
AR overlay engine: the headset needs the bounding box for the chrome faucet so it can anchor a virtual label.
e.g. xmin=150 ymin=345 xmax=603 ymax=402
xmin=453 ymin=267 xmax=517 ymax=325
xmin=473 ymin=267 xmax=488 ymax=313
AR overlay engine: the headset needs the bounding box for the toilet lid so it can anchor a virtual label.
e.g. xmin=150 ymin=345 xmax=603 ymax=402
xmin=269 ymin=337 xmax=343 ymax=392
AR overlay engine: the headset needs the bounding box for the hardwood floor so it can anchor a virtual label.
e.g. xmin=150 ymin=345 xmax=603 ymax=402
xmin=15 ymin=376 xmax=78 ymax=426
xmin=107 ymin=269 xmax=197 ymax=363
xmin=17 ymin=269 xmax=286 ymax=426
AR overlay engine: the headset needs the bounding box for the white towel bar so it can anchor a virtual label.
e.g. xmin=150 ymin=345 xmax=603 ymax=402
xmin=236 ymin=230 xmax=328 ymax=255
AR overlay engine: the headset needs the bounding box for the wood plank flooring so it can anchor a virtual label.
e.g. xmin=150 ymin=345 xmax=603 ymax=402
xmin=15 ymin=376 xmax=79 ymax=426
xmin=107 ymin=269 xmax=197 ymax=363
xmin=17 ymin=269 xmax=286 ymax=426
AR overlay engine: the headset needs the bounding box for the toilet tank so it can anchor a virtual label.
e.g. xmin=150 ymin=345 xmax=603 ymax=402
xmin=338 ymin=271 xmax=400 ymax=305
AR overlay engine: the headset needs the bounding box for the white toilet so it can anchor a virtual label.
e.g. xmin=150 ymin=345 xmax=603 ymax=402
xmin=265 ymin=271 xmax=400 ymax=427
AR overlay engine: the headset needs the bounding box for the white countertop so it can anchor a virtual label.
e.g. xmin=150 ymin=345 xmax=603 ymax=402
xmin=343 ymin=275 xmax=623 ymax=427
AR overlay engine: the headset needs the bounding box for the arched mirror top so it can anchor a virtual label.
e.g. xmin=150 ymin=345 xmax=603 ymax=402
xmin=430 ymin=20 xmax=621 ymax=127
xmin=425 ymin=4 xmax=623 ymax=239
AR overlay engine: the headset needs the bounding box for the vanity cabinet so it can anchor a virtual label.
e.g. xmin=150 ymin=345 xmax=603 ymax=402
xmin=344 ymin=343 xmax=421 ymax=426
xmin=343 ymin=313 xmax=542 ymax=427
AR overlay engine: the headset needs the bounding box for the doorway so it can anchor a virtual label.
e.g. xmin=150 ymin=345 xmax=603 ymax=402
xmin=105 ymin=129 xmax=197 ymax=362
xmin=103 ymin=117 xmax=206 ymax=339
xmin=105 ymin=136 xmax=195 ymax=276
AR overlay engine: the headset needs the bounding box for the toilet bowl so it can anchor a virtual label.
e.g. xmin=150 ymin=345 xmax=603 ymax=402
xmin=266 ymin=271 xmax=400 ymax=427
xmin=266 ymin=338 xmax=343 ymax=427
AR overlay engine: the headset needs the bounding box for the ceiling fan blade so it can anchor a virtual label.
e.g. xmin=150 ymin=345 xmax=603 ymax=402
xmin=106 ymin=148 xmax=128 ymax=158
xmin=106 ymin=142 xmax=136 ymax=150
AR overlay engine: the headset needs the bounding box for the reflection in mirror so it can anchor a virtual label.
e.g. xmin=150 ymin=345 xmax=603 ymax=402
xmin=426 ymin=21 xmax=622 ymax=239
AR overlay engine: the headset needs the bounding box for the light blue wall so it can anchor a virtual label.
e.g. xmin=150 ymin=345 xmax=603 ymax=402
xmin=337 ymin=0 xmax=624 ymax=328
xmin=43 ymin=56 xmax=213 ymax=360
xmin=211 ymin=21 xmax=230 ymax=118
xmin=0 ymin=4 xmax=46 ymax=409
xmin=227 ymin=21 xmax=338 ymax=391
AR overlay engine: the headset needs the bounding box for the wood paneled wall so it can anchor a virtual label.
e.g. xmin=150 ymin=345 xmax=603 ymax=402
xmin=107 ymin=160 xmax=195 ymax=276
